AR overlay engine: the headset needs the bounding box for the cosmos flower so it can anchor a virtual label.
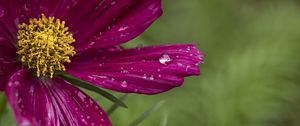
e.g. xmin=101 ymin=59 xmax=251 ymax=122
xmin=0 ymin=0 xmax=204 ymax=126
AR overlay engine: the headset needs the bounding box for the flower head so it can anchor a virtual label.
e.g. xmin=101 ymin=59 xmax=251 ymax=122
xmin=0 ymin=0 xmax=204 ymax=126
xmin=17 ymin=14 xmax=76 ymax=77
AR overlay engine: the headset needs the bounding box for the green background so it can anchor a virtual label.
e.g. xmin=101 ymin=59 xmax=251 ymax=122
xmin=2 ymin=0 xmax=300 ymax=125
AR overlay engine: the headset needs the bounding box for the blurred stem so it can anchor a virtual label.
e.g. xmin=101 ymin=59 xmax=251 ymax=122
xmin=0 ymin=93 xmax=7 ymax=120
xmin=55 ymin=71 xmax=128 ymax=108
xmin=160 ymin=112 xmax=169 ymax=126
xmin=128 ymin=101 xmax=165 ymax=126
xmin=106 ymin=94 xmax=129 ymax=116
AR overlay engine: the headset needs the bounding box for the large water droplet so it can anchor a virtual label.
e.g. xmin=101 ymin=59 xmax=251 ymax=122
xmin=159 ymin=53 xmax=172 ymax=65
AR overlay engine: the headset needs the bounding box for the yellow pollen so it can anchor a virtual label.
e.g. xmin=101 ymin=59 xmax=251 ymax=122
xmin=17 ymin=14 xmax=76 ymax=78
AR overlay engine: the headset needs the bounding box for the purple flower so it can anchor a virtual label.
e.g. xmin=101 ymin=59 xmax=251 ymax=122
xmin=0 ymin=0 xmax=204 ymax=126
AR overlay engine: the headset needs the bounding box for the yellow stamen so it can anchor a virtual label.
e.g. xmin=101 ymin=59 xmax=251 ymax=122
xmin=17 ymin=14 xmax=76 ymax=78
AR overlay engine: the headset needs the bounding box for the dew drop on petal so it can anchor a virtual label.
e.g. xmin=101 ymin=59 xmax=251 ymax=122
xmin=121 ymin=81 xmax=128 ymax=88
xmin=159 ymin=53 xmax=172 ymax=65
xmin=111 ymin=1 xmax=116 ymax=5
xmin=143 ymin=74 xmax=147 ymax=79
xmin=118 ymin=26 xmax=128 ymax=31
xmin=186 ymin=46 xmax=191 ymax=51
xmin=100 ymin=118 xmax=105 ymax=122
xmin=77 ymin=92 xmax=86 ymax=101
xmin=158 ymin=74 xmax=162 ymax=78
xmin=0 ymin=9 xmax=4 ymax=17
xmin=177 ymin=62 xmax=184 ymax=67
xmin=121 ymin=70 xmax=129 ymax=74
xmin=185 ymin=65 xmax=191 ymax=71
xmin=89 ymin=41 xmax=95 ymax=46
xmin=134 ymin=89 xmax=139 ymax=93
xmin=14 ymin=81 xmax=20 ymax=86
xmin=8 ymin=82 xmax=13 ymax=87
xmin=149 ymin=75 xmax=154 ymax=80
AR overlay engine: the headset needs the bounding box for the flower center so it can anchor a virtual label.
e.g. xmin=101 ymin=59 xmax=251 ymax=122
xmin=17 ymin=14 xmax=76 ymax=78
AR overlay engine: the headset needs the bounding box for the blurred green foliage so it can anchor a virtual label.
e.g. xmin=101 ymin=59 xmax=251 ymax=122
xmin=112 ymin=0 xmax=300 ymax=126
xmin=2 ymin=0 xmax=300 ymax=126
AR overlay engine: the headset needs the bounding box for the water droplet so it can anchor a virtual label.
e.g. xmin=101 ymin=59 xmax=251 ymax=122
xmin=14 ymin=81 xmax=20 ymax=86
xmin=81 ymin=119 xmax=87 ymax=124
xmin=158 ymin=74 xmax=162 ymax=78
xmin=88 ymin=75 xmax=97 ymax=80
xmin=198 ymin=55 xmax=203 ymax=60
xmin=8 ymin=82 xmax=13 ymax=87
xmin=0 ymin=9 xmax=4 ymax=17
xmin=134 ymin=89 xmax=139 ymax=92
xmin=159 ymin=53 xmax=172 ymax=65
xmin=121 ymin=81 xmax=128 ymax=88
xmin=92 ymin=75 xmax=108 ymax=79
xmin=118 ymin=26 xmax=128 ymax=31
xmin=185 ymin=65 xmax=191 ymax=71
xmin=177 ymin=63 xmax=184 ymax=67
xmin=100 ymin=119 xmax=105 ymax=122
xmin=77 ymin=92 xmax=86 ymax=101
xmin=29 ymin=85 xmax=34 ymax=96
xmin=111 ymin=1 xmax=116 ymax=5
xmin=143 ymin=74 xmax=147 ymax=79
xmin=89 ymin=42 xmax=95 ymax=46
xmin=121 ymin=70 xmax=129 ymax=74
xmin=17 ymin=98 xmax=22 ymax=104
xmin=15 ymin=92 xmax=19 ymax=97
xmin=149 ymin=75 xmax=154 ymax=80
xmin=187 ymin=46 xmax=191 ymax=51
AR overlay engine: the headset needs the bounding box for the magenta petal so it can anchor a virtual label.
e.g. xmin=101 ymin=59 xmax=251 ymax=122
xmin=0 ymin=43 xmax=19 ymax=91
xmin=67 ymin=44 xmax=204 ymax=94
xmin=0 ymin=0 xmax=40 ymax=34
xmin=72 ymin=0 xmax=162 ymax=51
xmin=5 ymin=69 xmax=111 ymax=126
